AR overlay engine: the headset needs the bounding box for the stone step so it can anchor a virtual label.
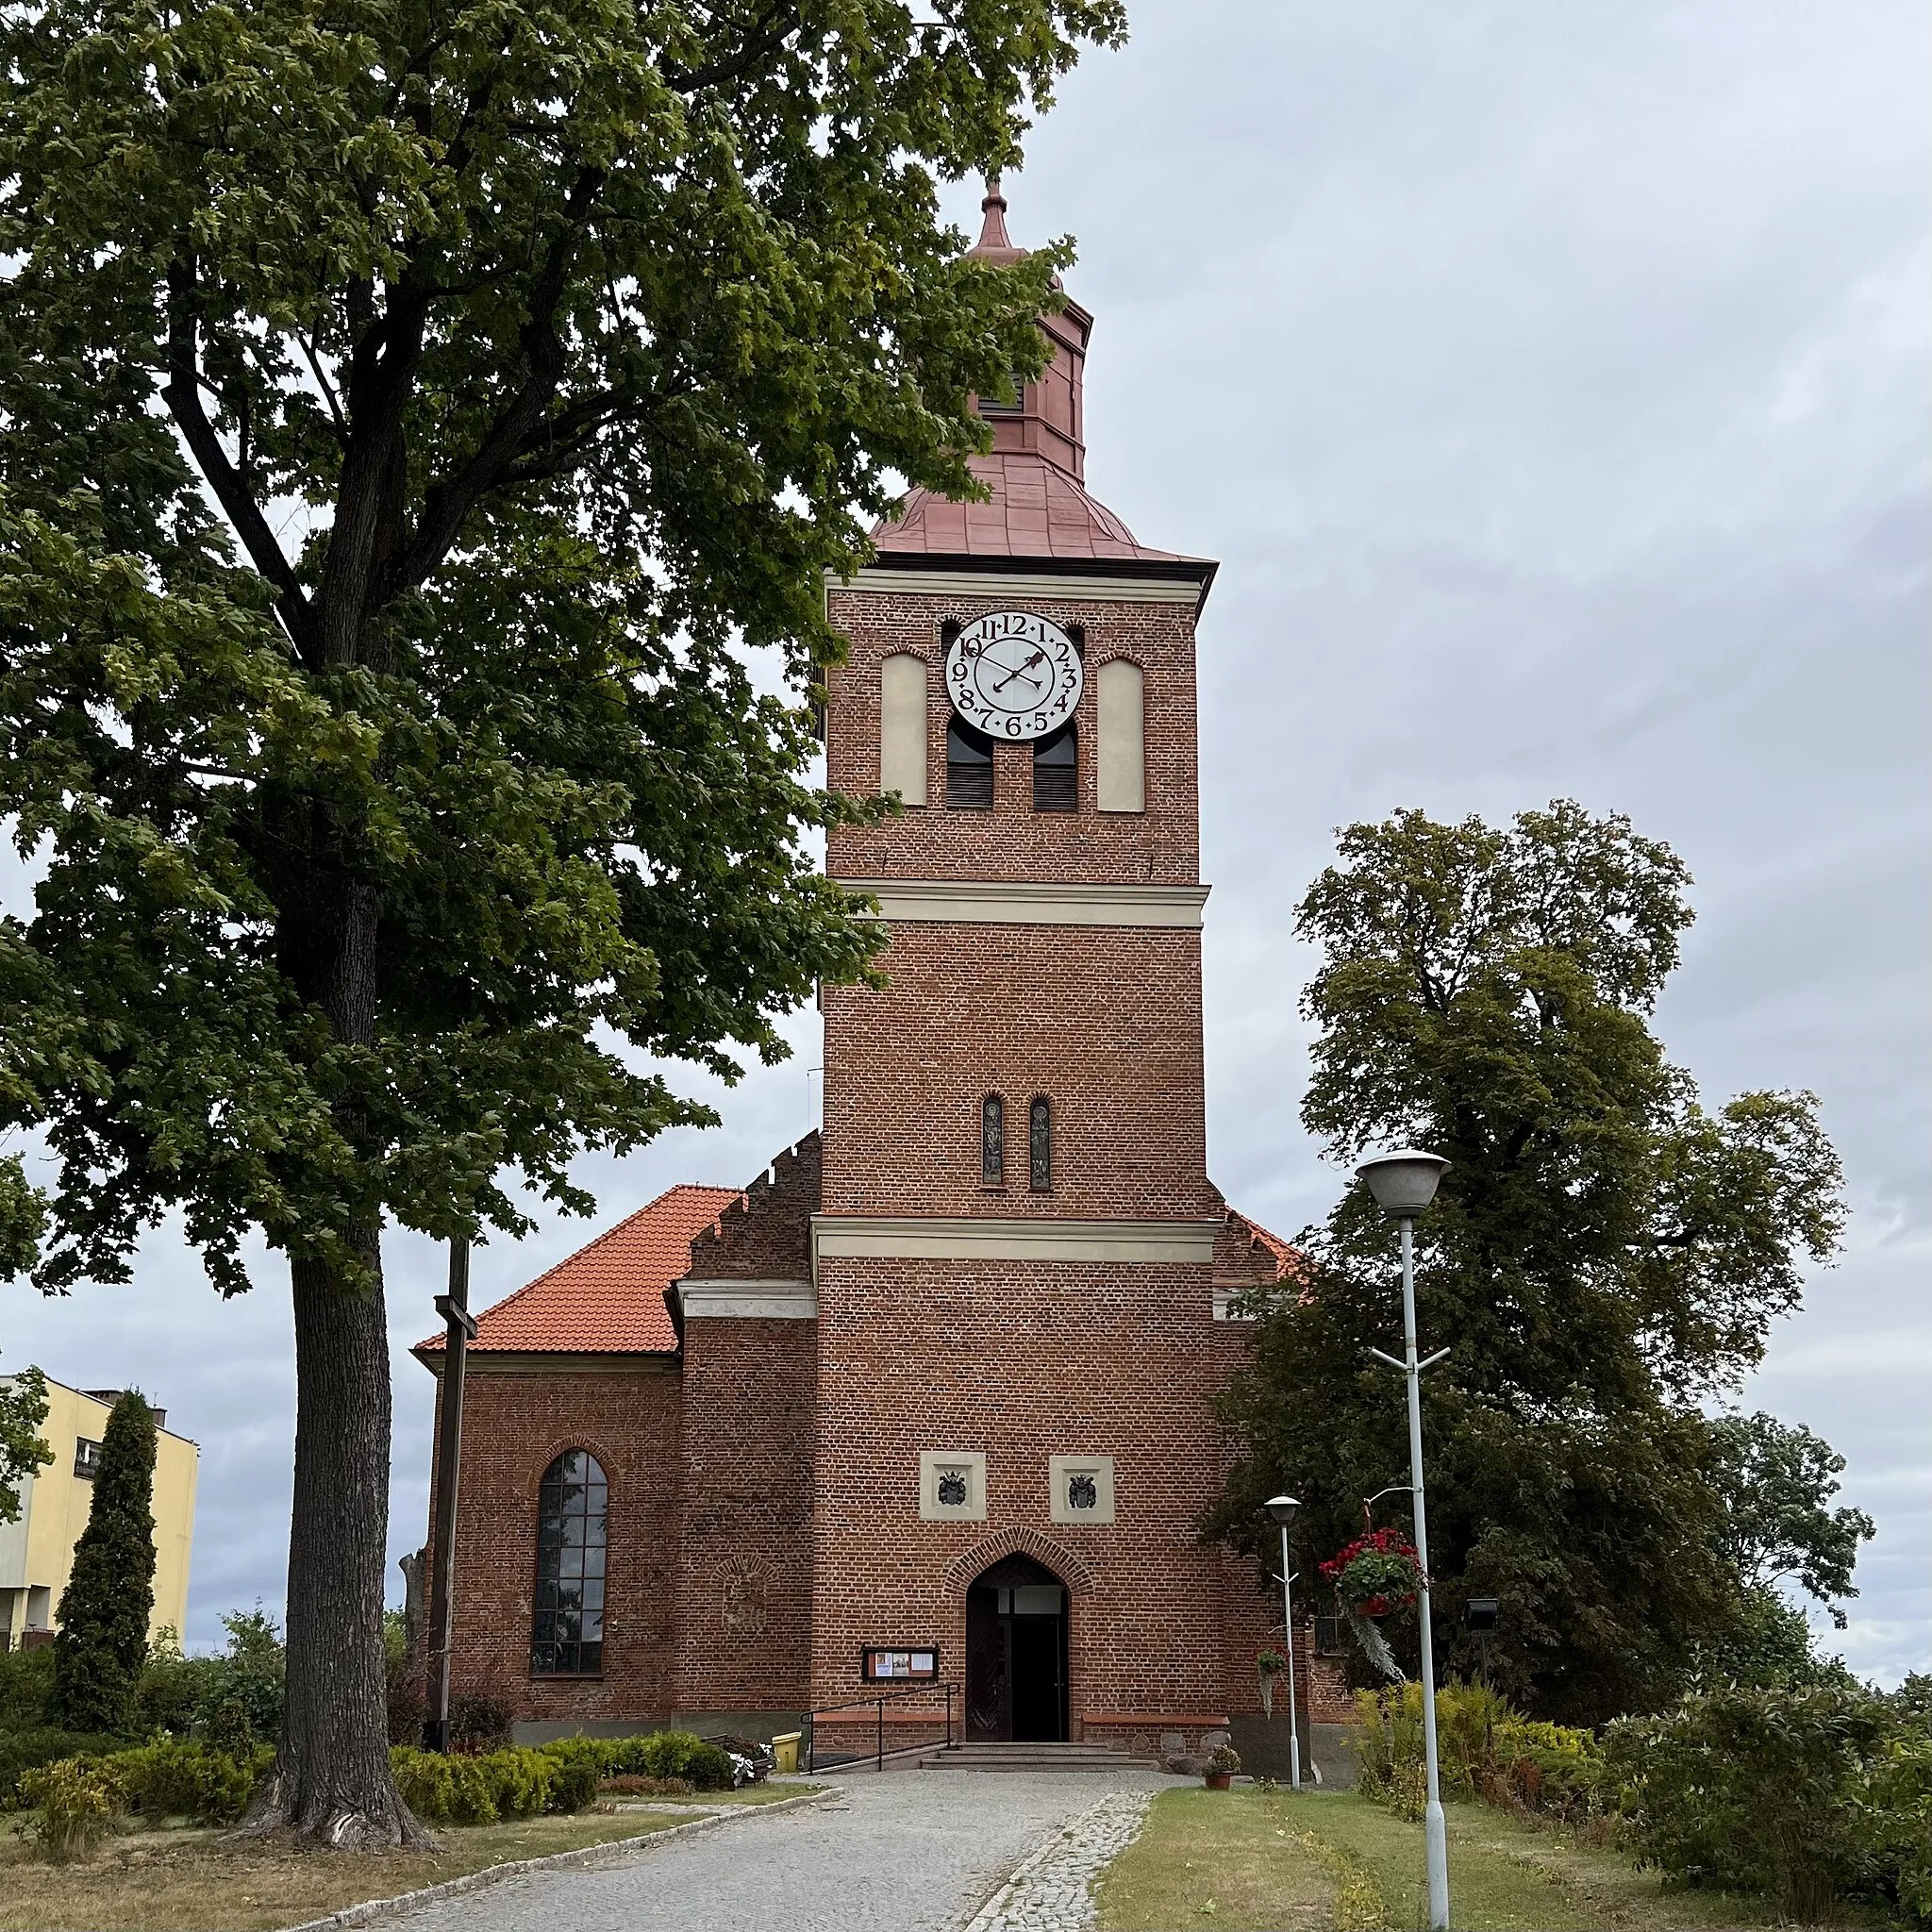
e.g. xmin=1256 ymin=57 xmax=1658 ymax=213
xmin=919 ymin=1741 xmax=1158 ymax=1772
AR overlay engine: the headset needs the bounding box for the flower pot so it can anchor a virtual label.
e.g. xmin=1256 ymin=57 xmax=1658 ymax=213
xmin=1205 ymin=1772 xmax=1233 ymax=1791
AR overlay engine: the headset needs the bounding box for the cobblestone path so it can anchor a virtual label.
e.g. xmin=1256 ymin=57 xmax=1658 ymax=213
xmin=965 ymin=1790 xmax=1156 ymax=1931
xmin=382 ymin=1770 xmax=1172 ymax=1932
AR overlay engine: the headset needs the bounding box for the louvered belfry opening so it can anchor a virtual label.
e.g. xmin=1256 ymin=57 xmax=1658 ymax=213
xmin=946 ymin=716 xmax=994 ymax=808
xmin=1032 ymin=723 xmax=1076 ymax=812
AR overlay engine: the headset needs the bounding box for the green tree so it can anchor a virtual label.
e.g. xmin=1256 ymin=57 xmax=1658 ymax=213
xmin=1213 ymin=803 xmax=1847 ymax=1724
xmin=52 ymin=1391 xmax=158 ymax=1734
xmin=1 ymin=0 xmax=1124 ymax=1843
xmin=1710 ymin=1410 xmax=1875 ymax=1624
xmin=0 ymin=1356 xmax=54 ymax=1524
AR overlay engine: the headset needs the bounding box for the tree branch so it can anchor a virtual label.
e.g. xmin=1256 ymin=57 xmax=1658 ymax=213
xmin=388 ymin=169 xmax=606 ymax=591
xmin=661 ymin=3 xmax=800 ymax=92
xmin=164 ymin=262 xmax=315 ymax=657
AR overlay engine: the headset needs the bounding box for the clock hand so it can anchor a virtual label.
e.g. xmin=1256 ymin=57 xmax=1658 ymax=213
xmin=991 ymin=649 xmax=1047 ymax=695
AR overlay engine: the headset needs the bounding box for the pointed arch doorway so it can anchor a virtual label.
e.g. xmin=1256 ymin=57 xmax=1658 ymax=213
xmin=964 ymin=1554 xmax=1069 ymax=1742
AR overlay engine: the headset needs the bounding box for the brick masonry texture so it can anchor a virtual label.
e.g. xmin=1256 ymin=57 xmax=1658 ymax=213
xmin=824 ymin=587 xmax=1202 ymax=887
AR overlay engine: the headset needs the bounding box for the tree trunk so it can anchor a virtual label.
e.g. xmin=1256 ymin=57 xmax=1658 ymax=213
xmin=238 ymin=1237 xmax=434 ymax=1848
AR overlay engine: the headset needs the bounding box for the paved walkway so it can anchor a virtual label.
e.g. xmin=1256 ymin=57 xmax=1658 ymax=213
xmin=965 ymin=1790 xmax=1156 ymax=1931
xmin=386 ymin=1771 xmax=1176 ymax=1932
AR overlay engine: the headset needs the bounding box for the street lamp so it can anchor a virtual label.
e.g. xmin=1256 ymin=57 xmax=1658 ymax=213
xmin=1264 ymin=1493 xmax=1303 ymax=1790
xmin=1357 ymin=1147 xmax=1451 ymax=1932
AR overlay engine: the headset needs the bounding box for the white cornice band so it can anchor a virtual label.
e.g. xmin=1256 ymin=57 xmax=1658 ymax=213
xmin=812 ymin=1215 xmax=1220 ymax=1266
xmin=676 ymin=1278 xmax=817 ymax=1320
xmin=834 ymin=877 xmax=1210 ymax=928
xmin=831 ymin=567 xmax=1205 ymax=608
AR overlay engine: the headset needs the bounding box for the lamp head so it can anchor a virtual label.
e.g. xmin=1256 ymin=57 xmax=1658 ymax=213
xmin=1264 ymin=1493 xmax=1300 ymax=1527
xmin=1465 ymin=1597 xmax=1500 ymax=1633
xmin=1356 ymin=1148 xmax=1450 ymax=1219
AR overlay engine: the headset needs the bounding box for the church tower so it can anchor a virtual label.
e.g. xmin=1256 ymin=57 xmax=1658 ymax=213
xmin=811 ymin=185 xmax=1243 ymax=1746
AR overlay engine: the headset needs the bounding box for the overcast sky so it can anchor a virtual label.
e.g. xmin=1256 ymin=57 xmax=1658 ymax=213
xmin=6 ymin=3 xmax=1926 ymax=1685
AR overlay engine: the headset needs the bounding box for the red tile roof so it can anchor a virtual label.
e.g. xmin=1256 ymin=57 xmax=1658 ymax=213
xmin=417 ymin=1185 xmax=741 ymax=1357
xmin=1224 ymin=1208 xmax=1300 ymax=1281
xmin=873 ymin=453 xmax=1207 ymax=567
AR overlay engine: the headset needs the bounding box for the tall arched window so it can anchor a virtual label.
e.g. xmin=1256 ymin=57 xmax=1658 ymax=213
xmin=982 ymin=1094 xmax=1006 ymax=1187
xmin=1029 ymin=1097 xmax=1053 ymax=1193
xmin=532 ymin=1450 xmax=607 ymax=1676
xmin=1032 ymin=723 xmax=1077 ymax=812
xmin=946 ymin=718 xmax=994 ymax=809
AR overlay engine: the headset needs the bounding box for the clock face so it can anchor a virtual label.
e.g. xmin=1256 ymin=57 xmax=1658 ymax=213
xmin=944 ymin=611 xmax=1083 ymax=741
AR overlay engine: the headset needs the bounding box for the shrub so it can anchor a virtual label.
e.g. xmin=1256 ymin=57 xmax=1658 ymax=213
xmin=112 ymin=1740 xmax=273 ymax=1824
xmin=686 ymin=1740 xmax=738 ymax=1791
xmin=0 ymin=1728 xmax=124 ymax=1809
xmin=448 ymin=1687 xmax=513 ymax=1752
xmin=537 ymin=1743 xmax=601 ymax=1815
xmin=1207 ymin=1743 xmax=1241 ymax=1775
xmin=1350 ymin=1681 xmax=1608 ymax=1824
xmin=51 ymin=1392 xmax=158 ymax=1734
xmin=599 ymin=1774 xmax=693 ymax=1797
xmin=389 ymin=1745 xmax=558 ymax=1825
xmin=0 ymin=1641 xmax=56 ymax=1729
xmin=19 ymin=1756 xmax=124 ymax=1863
xmin=585 ymin=1729 xmax=704 ymax=1782
xmin=1607 ymin=1683 xmax=1905 ymax=1924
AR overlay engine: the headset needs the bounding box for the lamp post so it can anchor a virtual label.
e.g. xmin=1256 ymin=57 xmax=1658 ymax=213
xmin=1264 ymin=1493 xmax=1303 ymax=1790
xmin=424 ymin=1237 xmax=477 ymax=1753
xmin=1357 ymin=1147 xmax=1451 ymax=1932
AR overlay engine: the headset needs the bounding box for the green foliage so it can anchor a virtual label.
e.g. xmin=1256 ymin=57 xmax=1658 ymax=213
xmin=18 ymin=1754 xmax=124 ymax=1862
xmin=128 ymin=1609 xmax=286 ymax=1743
xmin=1350 ymin=1681 xmax=1609 ymax=1824
xmin=110 ymin=1738 xmax=275 ymax=1824
xmin=1213 ymin=803 xmax=1851 ymax=1723
xmin=541 ymin=1749 xmax=602 ymax=1816
xmin=685 ymin=1740 xmax=739 ymax=1791
xmin=51 ymin=1392 xmax=158 ymax=1734
xmin=0 ymin=1640 xmax=55 ymax=1729
xmin=0 ymin=0 xmax=1124 ymax=1303
xmin=388 ymin=1745 xmax=562 ymax=1824
xmin=1694 ymin=1582 xmax=1858 ymax=1692
xmin=1607 ymin=1682 xmax=1929 ymax=1924
xmin=0 ymin=1727 xmax=124 ymax=1808
xmin=0 ymin=1357 xmax=52 ymax=1521
xmin=1708 ymin=1410 xmax=1875 ymax=1624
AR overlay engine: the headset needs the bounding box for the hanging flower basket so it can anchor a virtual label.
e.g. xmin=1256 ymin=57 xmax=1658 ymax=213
xmin=1256 ymin=1647 xmax=1287 ymax=1718
xmin=1321 ymin=1529 xmax=1424 ymax=1618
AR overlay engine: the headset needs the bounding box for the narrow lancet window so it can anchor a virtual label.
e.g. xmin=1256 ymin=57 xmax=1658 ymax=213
xmin=1029 ymin=1097 xmax=1053 ymax=1193
xmin=982 ymin=1094 xmax=1006 ymax=1187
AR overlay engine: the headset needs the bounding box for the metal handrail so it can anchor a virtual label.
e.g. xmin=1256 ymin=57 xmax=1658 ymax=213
xmin=803 ymin=1679 xmax=960 ymax=1773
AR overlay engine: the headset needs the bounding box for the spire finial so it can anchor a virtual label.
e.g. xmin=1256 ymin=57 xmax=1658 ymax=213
xmin=967 ymin=173 xmax=1024 ymax=264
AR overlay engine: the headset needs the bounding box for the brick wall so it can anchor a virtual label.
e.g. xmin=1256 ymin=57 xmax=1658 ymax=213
xmin=824 ymin=587 xmax=1202 ymax=887
xmin=685 ymin=1134 xmax=818 ymax=1281
xmin=809 ymin=1255 xmax=1238 ymax=1729
xmin=427 ymin=1361 xmax=683 ymax=1724
xmin=820 ymin=923 xmax=1216 ymax=1222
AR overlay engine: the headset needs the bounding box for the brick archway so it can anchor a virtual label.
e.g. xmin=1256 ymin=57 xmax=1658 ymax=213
xmin=941 ymin=1524 xmax=1097 ymax=1596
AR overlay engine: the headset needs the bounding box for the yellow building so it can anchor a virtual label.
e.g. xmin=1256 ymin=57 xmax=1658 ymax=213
xmin=0 ymin=1377 xmax=198 ymax=1650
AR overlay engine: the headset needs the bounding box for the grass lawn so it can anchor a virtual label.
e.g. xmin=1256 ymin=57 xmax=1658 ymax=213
xmin=0 ymin=1787 xmax=823 ymax=1932
xmin=1094 ymin=1786 xmax=1876 ymax=1931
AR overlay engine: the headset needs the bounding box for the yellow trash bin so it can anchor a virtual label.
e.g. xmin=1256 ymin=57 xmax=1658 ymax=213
xmin=771 ymin=1731 xmax=802 ymax=1775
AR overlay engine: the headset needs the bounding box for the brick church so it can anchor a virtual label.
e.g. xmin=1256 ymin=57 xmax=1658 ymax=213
xmin=416 ymin=186 xmax=1340 ymax=1761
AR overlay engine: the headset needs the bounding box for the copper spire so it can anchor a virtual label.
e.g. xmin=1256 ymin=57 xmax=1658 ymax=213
xmin=964 ymin=175 xmax=1026 ymax=266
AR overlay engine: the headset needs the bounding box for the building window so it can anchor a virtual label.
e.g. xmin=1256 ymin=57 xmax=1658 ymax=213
xmin=1029 ymin=1097 xmax=1053 ymax=1192
xmin=532 ymin=1449 xmax=607 ymax=1677
xmin=946 ymin=717 xmax=994 ymax=809
xmin=879 ymin=654 xmax=928 ymax=806
xmin=74 ymin=1438 xmax=102 ymax=1481
xmin=1095 ymin=659 xmax=1145 ymax=813
xmin=982 ymin=1094 xmax=1006 ymax=1187
xmin=1032 ymin=723 xmax=1077 ymax=813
